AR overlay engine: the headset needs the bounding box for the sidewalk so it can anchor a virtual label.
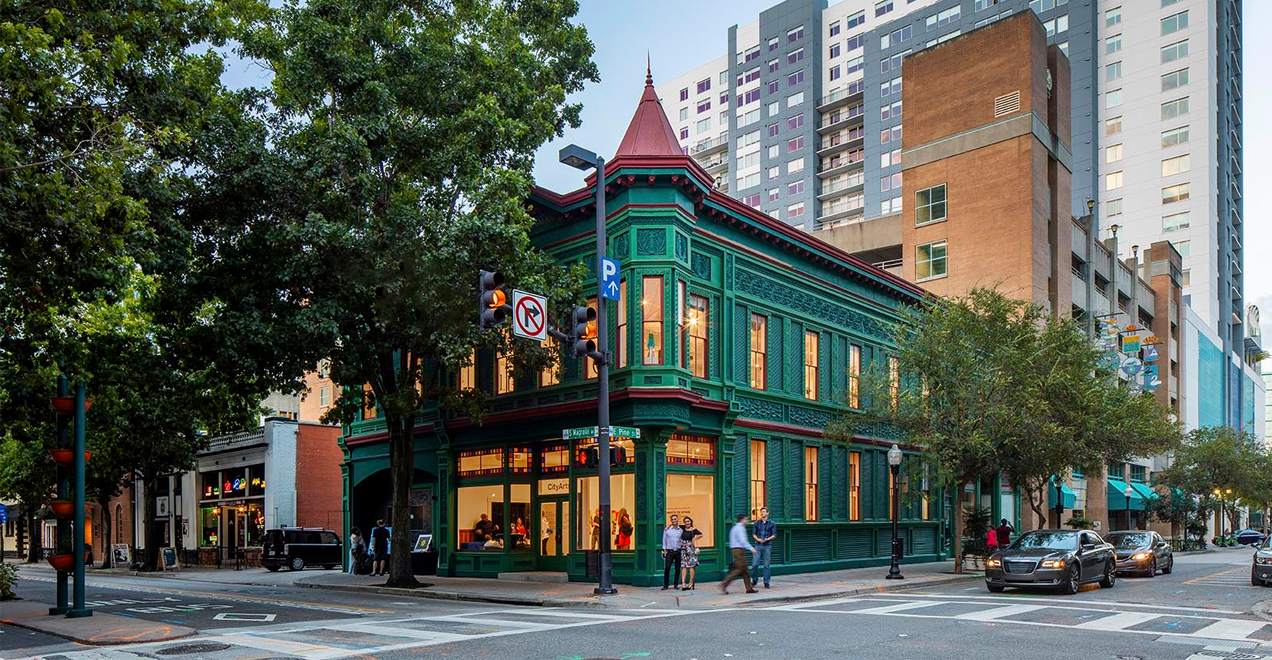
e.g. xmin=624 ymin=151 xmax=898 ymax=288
xmin=0 ymin=599 xmax=195 ymax=645
xmin=295 ymin=560 xmax=981 ymax=610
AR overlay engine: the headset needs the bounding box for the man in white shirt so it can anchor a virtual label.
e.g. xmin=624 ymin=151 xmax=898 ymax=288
xmin=661 ymin=515 xmax=682 ymax=590
xmin=721 ymin=513 xmax=758 ymax=594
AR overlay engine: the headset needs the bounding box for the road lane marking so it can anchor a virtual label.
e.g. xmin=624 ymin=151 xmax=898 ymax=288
xmin=953 ymin=604 xmax=1046 ymax=621
xmin=854 ymin=601 xmax=950 ymax=614
xmin=1191 ymin=619 xmax=1268 ymax=640
xmin=1185 ymin=567 xmax=1246 ymax=585
xmin=852 ymin=592 xmax=1249 ymax=615
xmin=18 ymin=575 xmax=392 ymax=614
xmin=1075 ymin=611 xmax=1162 ymax=631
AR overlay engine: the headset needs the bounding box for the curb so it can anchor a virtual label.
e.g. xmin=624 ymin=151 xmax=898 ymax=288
xmin=0 ymin=619 xmax=198 ymax=646
xmin=295 ymin=572 xmax=981 ymax=610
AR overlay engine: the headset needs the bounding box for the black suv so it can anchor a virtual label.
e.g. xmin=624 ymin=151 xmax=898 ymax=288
xmin=262 ymin=527 xmax=342 ymax=571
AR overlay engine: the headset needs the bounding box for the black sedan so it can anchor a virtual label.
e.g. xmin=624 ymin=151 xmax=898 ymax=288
xmin=1105 ymin=530 xmax=1173 ymax=577
xmin=985 ymin=529 xmax=1117 ymax=594
xmin=1236 ymin=528 xmax=1268 ymax=546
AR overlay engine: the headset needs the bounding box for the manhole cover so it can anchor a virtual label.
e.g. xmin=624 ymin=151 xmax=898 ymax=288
xmin=156 ymin=643 xmax=233 ymax=655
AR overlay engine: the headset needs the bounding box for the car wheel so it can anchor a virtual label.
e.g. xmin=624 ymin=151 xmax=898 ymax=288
xmin=987 ymin=583 xmax=1005 ymax=593
xmin=1148 ymin=558 xmax=1157 ymax=577
xmin=290 ymin=556 xmax=305 ymax=571
xmin=1162 ymin=557 xmax=1173 ymax=575
xmin=265 ymin=565 xmax=280 ymax=572
xmin=1100 ymin=561 xmax=1116 ymax=588
xmin=1063 ymin=564 xmax=1081 ymax=595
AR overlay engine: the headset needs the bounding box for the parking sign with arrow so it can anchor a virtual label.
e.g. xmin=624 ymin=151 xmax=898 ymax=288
xmin=512 ymin=290 xmax=547 ymax=341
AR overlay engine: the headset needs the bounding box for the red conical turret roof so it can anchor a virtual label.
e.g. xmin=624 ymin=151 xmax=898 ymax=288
xmin=614 ymin=65 xmax=684 ymax=158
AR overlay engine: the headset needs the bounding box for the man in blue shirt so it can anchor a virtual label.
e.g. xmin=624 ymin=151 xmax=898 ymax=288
xmin=661 ymin=515 xmax=682 ymax=590
xmin=721 ymin=513 xmax=758 ymax=595
xmin=750 ymin=507 xmax=776 ymax=589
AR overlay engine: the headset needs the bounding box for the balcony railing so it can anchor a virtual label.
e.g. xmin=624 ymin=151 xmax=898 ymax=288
xmin=820 ymin=173 xmax=864 ymax=196
xmin=817 ymin=79 xmax=866 ymax=107
xmin=818 ymin=104 xmax=864 ymax=129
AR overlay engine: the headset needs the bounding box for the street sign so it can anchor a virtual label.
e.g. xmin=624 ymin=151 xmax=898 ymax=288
xmin=1120 ymin=355 xmax=1142 ymax=377
xmin=511 ymin=289 xmax=548 ymax=341
xmin=1142 ymin=346 xmax=1159 ymax=363
xmin=562 ymin=425 xmax=641 ymax=440
xmin=563 ymin=426 xmax=600 ymax=440
xmin=600 ymin=257 xmax=621 ymax=301
xmin=1121 ymin=334 xmax=1141 ymax=354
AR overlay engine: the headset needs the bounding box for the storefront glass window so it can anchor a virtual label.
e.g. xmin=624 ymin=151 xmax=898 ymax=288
xmin=200 ymin=506 xmax=219 ymax=546
xmin=458 ymin=448 xmax=505 ymax=476
xmin=575 ymin=438 xmax=635 ymax=464
xmin=247 ymin=502 xmax=266 ymax=546
xmin=667 ymin=474 xmax=715 ymax=547
xmin=577 ymin=475 xmax=636 ymax=551
xmin=667 ymin=434 xmax=715 ymax=466
xmin=201 ymin=472 xmax=221 ymax=500
xmin=247 ymin=464 xmax=266 ymax=496
xmin=457 ymin=484 xmax=505 ymax=548
xmin=540 ymin=444 xmax=569 ymax=474
xmin=509 ymin=448 xmax=532 ymax=474
xmin=222 ymin=467 xmax=248 ymax=499
xmin=509 ymin=484 xmax=531 ymax=551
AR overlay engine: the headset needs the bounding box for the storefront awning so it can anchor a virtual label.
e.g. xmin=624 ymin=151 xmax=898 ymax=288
xmin=1108 ymin=477 xmax=1146 ymax=511
xmin=1047 ymin=482 xmax=1077 ymax=509
xmin=1129 ymin=482 xmax=1158 ymax=503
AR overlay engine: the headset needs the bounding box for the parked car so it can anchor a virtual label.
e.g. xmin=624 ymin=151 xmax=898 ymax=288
xmin=1104 ymin=530 xmax=1173 ymax=576
xmin=1236 ymin=529 xmax=1268 ymax=546
xmin=261 ymin=527 xmax=342 ymax=572
xmin=985 ymin=529 xmax=1116 ymax=594
xmin=1252 ymin=540 xmax=1272 ymax=586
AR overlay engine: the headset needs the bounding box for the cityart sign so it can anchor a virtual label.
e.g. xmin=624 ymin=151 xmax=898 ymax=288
xmin=538 ymin=478 xmax=569 ymax=496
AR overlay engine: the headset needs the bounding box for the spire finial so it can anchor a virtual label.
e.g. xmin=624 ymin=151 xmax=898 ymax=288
xmin=646 ymin=51 xmax=652 ymax=86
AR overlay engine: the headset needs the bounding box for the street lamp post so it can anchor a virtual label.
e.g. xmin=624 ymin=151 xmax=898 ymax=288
xmin=886 ymin=444 xmax=904 ymax=580
xmin=1213 ymin=488 xmax=1224 ymax=539
xmin=559 ymin=144 xmax=617 ymax=596
xmin=1124 ymin=485 xmax=1135 ymax=531
xmin=1054 ymin=477 xmax=1064 ymax=529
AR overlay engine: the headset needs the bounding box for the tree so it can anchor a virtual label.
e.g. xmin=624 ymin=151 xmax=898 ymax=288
xmin=830 ymin=288 xmax=1181 ymax=571
xmin=1158 ymin=426 xmax=1265 ymax=538
xmin=185 ymin=0 xmax=600 ymax=587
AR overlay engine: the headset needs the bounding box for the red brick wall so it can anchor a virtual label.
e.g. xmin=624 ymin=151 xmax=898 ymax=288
xmin=294 ymin=423 xmax=344 ymax=531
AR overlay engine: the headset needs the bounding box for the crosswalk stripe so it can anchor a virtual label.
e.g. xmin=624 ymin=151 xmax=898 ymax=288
xmin=954 ymin=604 xmax=1047 ymax=621
xmin=1191 ymin=618 xmax=1268 ymax=641
xmin=853 ymin=601 xmax=949 ymax=614
xmin=1076 ymin=611 xmax=1162 ymax=631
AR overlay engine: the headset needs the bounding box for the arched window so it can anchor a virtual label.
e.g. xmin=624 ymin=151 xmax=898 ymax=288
xmin=115 ymin=504 xmax=123 ymax=542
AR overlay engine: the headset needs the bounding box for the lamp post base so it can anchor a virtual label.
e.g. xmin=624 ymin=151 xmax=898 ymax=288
xmin=886 ymin=562 xmax=904 ymax=580
xmin=593 ymin=586 xmax=618 ymax=595
xmin=65 ymin=609 xmax=93 ymax=619
xmin=47 ymin=606 xmax=69 ymax=616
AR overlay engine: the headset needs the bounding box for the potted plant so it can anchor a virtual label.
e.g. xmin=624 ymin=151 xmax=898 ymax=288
xmin=49 ymin=449 xmax=93 ymax=467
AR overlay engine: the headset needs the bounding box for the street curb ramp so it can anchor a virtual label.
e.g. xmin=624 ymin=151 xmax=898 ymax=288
xmin=1 ymin=599 xmax=197 ymax=646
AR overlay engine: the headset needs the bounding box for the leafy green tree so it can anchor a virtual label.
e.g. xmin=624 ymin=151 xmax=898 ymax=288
xmin=1158 ymin=426 xmax=1264 ymax=538
xmin=186 ymin=0 xmax=600 ymax=587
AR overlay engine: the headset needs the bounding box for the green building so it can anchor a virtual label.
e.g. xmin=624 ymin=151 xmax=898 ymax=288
xmin=338 ymin=74 xmax=945 ymax=585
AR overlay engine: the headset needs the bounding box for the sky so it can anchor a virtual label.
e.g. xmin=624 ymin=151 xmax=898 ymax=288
xmin=220 ymin=1 xmax=1271 ymax=339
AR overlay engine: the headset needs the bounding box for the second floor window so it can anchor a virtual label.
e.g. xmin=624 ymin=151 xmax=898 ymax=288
xmin=496 ymin=347 xmax=515 ymax=395
xmin=750 ymin=314 xmax=767 ymax=389
xmin=849 ymin=452 xmax=862 ymax=521
xmin=804 ymin=330 xmax=819 ymax=400
xmin=750 ymin=440 xmax=767 ymax=518
xmin=849 ymin=344 xmax=862 ymax=408
xmin=686 ymin=294 xmax=709 ymax=378
xmin=617 ymin=280 xmax=628 ymax=368
xmin=540 ymin=336 xmax=560 ymax=387
xmin=642 ymin=276 xmax=664 ymax=365
xmin=805 ymin=446 xmax=819 ymax=521
xmin=459 ymin=350 xmax=476 ymax=390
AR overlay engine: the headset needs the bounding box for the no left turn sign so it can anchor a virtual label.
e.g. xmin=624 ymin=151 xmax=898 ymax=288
xmin=512 ymin=290 xmax=547 ymax=342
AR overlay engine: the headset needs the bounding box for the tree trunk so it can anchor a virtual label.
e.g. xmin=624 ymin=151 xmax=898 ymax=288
xmin=100 ymin=497 xmax=113 ymax=569
xmin=385 ymin=415 xmax=419 ymax=588
xmin=1024 ymin=484 xmax=1046 ymax=530
xmin=25 ymin=506 xmax=42 ymax=563
xmin=142 ymin=478 xmax=159 ymax=571
xmin=952 ymin=480 xmax=966 ymax=573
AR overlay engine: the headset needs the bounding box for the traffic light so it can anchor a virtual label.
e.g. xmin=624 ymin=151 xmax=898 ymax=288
xmin=479 ymin=270 xmax=509 ymax=329
xmin=571 ymin=304 xmax=598 ymax=358
xmin=609 ymin=445 xmax=627 ymax=467
xmin=576 ymin=446 xmax=599 ymax=468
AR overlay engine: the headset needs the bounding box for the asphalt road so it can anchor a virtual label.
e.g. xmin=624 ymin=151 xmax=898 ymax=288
xmin=4 ymin=547 xmax=1270 ymax=660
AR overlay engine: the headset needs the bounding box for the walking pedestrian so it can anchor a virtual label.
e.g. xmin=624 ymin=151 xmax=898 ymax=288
xmin=721 ymin=513 xmax=758 ymax=595
xmin=679 ymin=517 xmax=703 ymax=590
xmin=661 ymin=515 xmax=682 ymax=590
xmin=995 ymin=518 xmax=1014 ymax=547
xmin=750 ymin=507 xmax=776 ymax=589
xmin=371 ymin=519 xmax=390 ymax=576
xmin=985 ymin=526 xmax=999 ymax=557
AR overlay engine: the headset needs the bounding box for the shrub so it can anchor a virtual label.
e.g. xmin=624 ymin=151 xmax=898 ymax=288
xmin=0 ymin=562 xmax=17 ymax=601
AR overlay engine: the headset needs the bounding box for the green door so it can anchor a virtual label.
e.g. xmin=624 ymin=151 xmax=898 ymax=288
xmin=538 ymin=499 xmax=569 ymax=571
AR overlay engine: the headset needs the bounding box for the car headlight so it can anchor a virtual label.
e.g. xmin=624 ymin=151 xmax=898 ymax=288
xmin=1256 ymin=555 xmax=1272 ymax=565
xmin=1040 ymin=559 xmax=1065 ymax=569
xmin=986 ymin=559 xmax=1001 ymax=568
xmin=1133 ymin=553 xmax=1150 ymax=561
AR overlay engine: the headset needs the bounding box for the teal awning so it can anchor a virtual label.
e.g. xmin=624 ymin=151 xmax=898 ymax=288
xmin=1048 ymin=482 xmax=1077 ymax=509
xmin=1108 ymin=477 xmax=1146 ymax=511
xmin=1129 ymin=482 xmax=1158 ymax=502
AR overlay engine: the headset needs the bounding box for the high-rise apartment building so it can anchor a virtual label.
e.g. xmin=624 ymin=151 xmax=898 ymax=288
xmin=657 ymin=0 xmax=1245 ymax=427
